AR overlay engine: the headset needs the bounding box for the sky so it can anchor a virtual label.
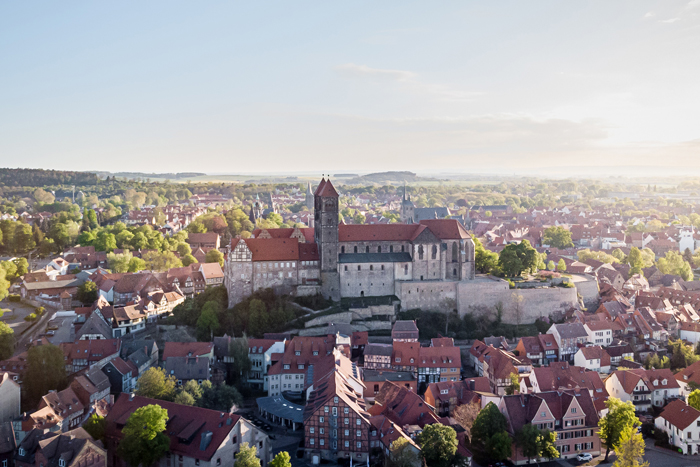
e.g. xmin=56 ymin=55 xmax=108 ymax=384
xmin=1 ymin=1 xmax=700 ymax=175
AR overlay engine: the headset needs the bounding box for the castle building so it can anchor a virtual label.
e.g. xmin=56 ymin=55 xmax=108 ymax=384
xmin=225 ymin=177 xmax=476 ymax=308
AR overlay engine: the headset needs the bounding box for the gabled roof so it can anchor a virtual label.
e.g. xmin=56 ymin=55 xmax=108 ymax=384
xmin=338 ymin=224 xmax=427 ymax=242
xmin=314 ymin=177 xmax=338 ymax=197
xmin=106 ymin=394 xmax=242 ymax=461
xmin=163 ymin=342 xmax=214 ymax=360
xmin=658 ymin=400 xmax=700 ymax=430
xmin=419 ymin=219 xmax=472 ymax=240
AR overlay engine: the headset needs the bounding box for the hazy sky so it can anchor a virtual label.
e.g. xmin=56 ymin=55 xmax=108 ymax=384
xmin=2 ymin=1 xmax=699 ymax=174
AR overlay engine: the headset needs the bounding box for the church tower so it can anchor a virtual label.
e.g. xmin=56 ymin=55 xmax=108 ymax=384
xmin=314 ymin=177 xmax=340 ymax=301
xmin=400 ymin=182 xmax=415 ymax=224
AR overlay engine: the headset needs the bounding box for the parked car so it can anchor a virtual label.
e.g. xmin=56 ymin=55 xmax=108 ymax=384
xmin=577 ymin=453 xmax=593 ymax=462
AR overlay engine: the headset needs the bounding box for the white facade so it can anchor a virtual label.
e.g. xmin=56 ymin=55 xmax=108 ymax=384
xmin=573 ymin=349 xmax=610 ymax=373
xmin=583 ymin=324 xmax=613 ymax=346
xmin=681 ymin=329 xmax=700 ymax=345
xmin=655 ymin=403 xmax=700 ymax=455
xmin=604 ymin=373 xmax=651 ymax=412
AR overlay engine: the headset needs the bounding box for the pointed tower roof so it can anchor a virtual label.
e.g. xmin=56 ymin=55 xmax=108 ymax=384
xmin=306 ymin=181 xmax=313 ymax=195
xmin=314 ymin=177 xmax=339 ymax=198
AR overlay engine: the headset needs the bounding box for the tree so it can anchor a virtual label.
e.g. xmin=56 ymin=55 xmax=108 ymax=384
xmin=128 ymin=257 xmax=147 ymax=272
xmin=498 ymin=240 xmax=539 ymax=277
xmin=612 ymin=248 xmax=626 ymax=262
xmin=0 ymin=264 xmax=8 ymax=302
xmin=505 ymin=372 xmax=520 ymax=395
xmin=684 ymin=248 xmax=695 ymax=266
xmin=247 ymin=298 xmax=269 ymax=337
xmin=197 ymin=301 xmax=221 ymax=340
xmin=387 ymin=437 xmax=420 ymax=467
xmin=182 ymin=254 xmax=198 ymax=266
xmin=94 ymin=231 xmax=117 ymax=252
xmin=142 ymin=250 xmax=183 ymax=272
xmin=173 ymin=391 xmax=196 ymax=406
xmin=416 ymin=423 xmax=457 ymax=467
xmin=83 ymin=414 xmax=106 ymax=441
xmin=453 ymin=400 xmax=480 ymax=434
xmin=515 ymin=424 xmax=559 ymax=464
xmin=34 ymin=188 xmax=55 ymax=204
xmin=198 ymin=381 xmax=243 ymax=411
xmin=547 ymin=260 xmax=555 ymax=271
xmin=118 ymin=404 xmax=170 ymax=467
xmin=205 ymin=249 xmax=224 ymax=267
xmin=77 ymin=281 xmax=98 ymax=305
xmin=578 ymin=249 xmax=619 ymax=264
xmin=598 ymin=397 xmax=641 ymax=462
xmin=557 ymin=258 xmax=567 ymax=272
xmin=176 ymin=242 xmax=192 ymax=257
xmin=229 ymin=335 xmax=252 ymax=385
xmin=13 ymin=223 xmax=35 ymax=254
xmin=107 ymin=251 xmax=133 ymax=273
xmin=234 ymin=442 xmax=260 ymax=467
xmin=689 ymin=389 xmax=700 ymax=411
xmin=657 ymin=250 xmax=693 ymax=281
xmin=474 ymin=235 xmax=499 ymax=274
xmin=472 ymin=402 xmax=510 ymax=460
xmin=0 ymin=322 xmax=15 ymax=361
xmin=543 ymin=226 xmax=573 ymax=249
xmin=24 ymin=344 xmax=67 ymax=408
xmin=613 ymin=425 xmax=649 ymax=467
xmin=670 ymin=338 xmax=700 ymax=370
xmin=135 ymin=367 xmax=177 ymax=402
xmin=627 ymin=247 xmax=645 ymax=276
xmin=269 ymin=451 xmax=292 ymax=467
xmin=13 ymin=257 xmax=28 ymax=277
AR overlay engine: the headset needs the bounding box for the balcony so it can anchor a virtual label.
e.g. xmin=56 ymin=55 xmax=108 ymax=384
xmin=632 ymin=399 xmax=650 ymax=406
xmin=633 ymin=390 xmax=651 ymax=395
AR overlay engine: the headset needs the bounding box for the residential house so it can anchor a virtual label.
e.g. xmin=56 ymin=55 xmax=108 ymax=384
xmin=574 ymin=346 xmax=611 ymax=373
xmin=105 ymin=394 xmax=271 ymax=467
xmin=302 ymin=370 xmax=372 ymax=464
xmin=605 ymin=341 xmax=634 ymax=368
xmin=199 ymin=263 xmax=225 ymax=288
xmin=547 ymin=323 xmax=589 ymax=361
xmin=655 ymin=400 xmax=700 ymax=455
xmin=368 ymin=416 xmax=421 ymax=467
xmin=363 ymin=344 xmax=393 ymax=370
xmin=60 ymin=339 xmax=122 ymax=375
xmin=266 ymin=336 xmax=335 ymax=397
xmin=187 ymin=232 xmax=221 ymax=250
xmin=423 ymin=378 xmax=490 ymax=417
xmin=605 ymin=369 xmax=654 ymax=412
xmin=514 ymin=334 xmax=558 ymax=366
xmin=391 ymin=321 xmax=419 ymax=342
xmin=0 ymin=373 xmax=20 ymax=423
xmin=0 ymin=422 xmax=15 ymax=467
xmin=101 ymin=358 xmax=138 ymax=394
xmin=583 ymin=321 xmax=614 ymax=346
xmin=368 ymin=381 xmax=440 ymax=428
xmin=33 ymin=388 xmax=85 ymax=432
xmin=681 ymin=322 xmax=700 ymax=344
xmin=362 ymin=370 xmax=416 ymax=403
xmin=164 ymin=357 xmax=211 ymax=386
xmin=15 ymin=427 xmax=105 ymax=467
xmin=499 ymin=391 xmax=601 ymax=463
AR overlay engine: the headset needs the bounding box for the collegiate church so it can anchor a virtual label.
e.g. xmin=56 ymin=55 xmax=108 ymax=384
xmin=224 ymin=177 xmax=476 ymax=308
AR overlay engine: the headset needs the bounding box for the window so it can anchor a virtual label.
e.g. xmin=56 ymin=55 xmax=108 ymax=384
xmin=370 ymin=265 xmax=373 ymax=271
xmin=390 ymin=245 xmax=394 ymax=252
xmin=345 ymin=429 xmax=350 ymax=436
xmin=571 ymin=408 xmax=577 ymax=414
xmin=345 ymin=441 xmax=350 ymax=448
xmin=333 ymin=407 xmax=338 ymax=415
xmin=344 ymin=407 xmax=349 ymax=414
xmin=320 ymin=439 xmax=325 ymax=446
xmin=341 ymin=246 xmax=345 ymax=253
xmin=356 ymin=419 xmax=361 ymax=426
xmin=357 ymin=430 xmax=361 ymax=437
xmin=320 ymin=428 xmax=324 ymax=434
xmin=378 ymin=246 xmax=382 ymax=253
xmin=216 ymin=460 xmax=221 ymax=466
xmin=325 ymin=406 xmax=329 ymax=412
xmin=334 ymin=396 xmax=339 ymax=403
xmin=418 ymin=245 xmax=424 ymax=260
xmin=357 ymin=442 xmax=362 ymax=448
xmin=689 ymin=432 xmax=693 ymax=439
xmin=195 ymin=461 xmax=200 ymax=466
xmin=310 ymin=427 xmax=315 ymax=434
xmin=366 ymin=246 xmax=370 ymax=253
xmin=310 ymin=438 xmax=315 ymax=445
xmin=432 ymin=245 xmax=437 ymax=259
xmin=344 ymin=266 xmax=348 ymax=271
xmin=358 ymin=265 xmax=361 ymax=271
xmin=345 ymin=418 xmax=349 ymax=425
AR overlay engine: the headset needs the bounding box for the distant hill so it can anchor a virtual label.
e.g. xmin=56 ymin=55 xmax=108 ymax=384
xmin=345 ymin=171 xmax=434 ymax=185
xmin=0 ymin=168 xmax=100 ymax=186
xmin=99 ymin=172 xmax=207 ymax=180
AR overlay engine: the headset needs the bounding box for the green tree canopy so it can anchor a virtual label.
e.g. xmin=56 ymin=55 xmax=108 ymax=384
xmin=416 ymin=423 xmax=458 ymax=467
xmin=234 ymin=442 xmax=261 ymax=467
xmin=627 ymin=247 xmax=645 ymax=276
xmin=612 ymin=425 xmax=648 ymax=467
xmin=598 ymin=397 xmax=641 ymax=462
xmin=269 ymin=451 xmax=292 ymax=467
xmin=557 ymin=258 xmax=567 ymax=272
xmin=0 ymin=322 xmax=15 ymax=361
xmin=473 ymin=235 xmax=499 ymax=274
xmin=83 ymin=414 xmax=106 ymax=441
xmin=205 ymin=249 xmax=224 ymax=267
xmin=25 ymin=343 xmax=67 ymax=408
xmin=657 ymin=250 xmax=693 ymax=281
xmin=118 ymin=404 xmax=170 ymax=467
xmin=387 ymin=437 xmax=421 ymax=467
xmin=543 ymin=226 xmax=574 ymax=249
xmin=77 ymin=280 xmax=98 ymax=305
xmin=135 ymin=367 xmax=178 ymax=402
xmin=498 ymin=240 xmax=539 ymax=277
xmin=689 ymin=389 xmax=700 ymax=411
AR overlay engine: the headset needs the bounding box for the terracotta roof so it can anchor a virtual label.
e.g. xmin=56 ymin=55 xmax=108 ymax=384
xmin=338 ymin=224 xmax=426 ymax=242
xmin=578 ymin=346 xmax=611 ymax=367
xmin=162 ymin=342 xmax=214 ymax=360
xmin=106 ymin=394 xmax=242 ymax=461
xmin=658 ymin=399 xmax=700 ymax=430
xmin=314 ymin=178 xmax=338 ymax=197
xmin=369 ymin=381 xmax=440 ymax=427
xmin=419 ymin=219 xmax=471 ymax=239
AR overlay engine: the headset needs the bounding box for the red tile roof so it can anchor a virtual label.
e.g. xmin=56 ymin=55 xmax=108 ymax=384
xmin=162 ymin=342 xmax=214 ymax=360
xmin=314 ymin=178 xmax=338 ymax=197
xmin=419 ymin=219 xmax=471 ymax=239
xmin=106 ymin=394 xmax=242 ymax=461
xmin=658 ymin=399 xmax=700 ymax=430
xmin=338 ymin=224 xmax=426 ymax=242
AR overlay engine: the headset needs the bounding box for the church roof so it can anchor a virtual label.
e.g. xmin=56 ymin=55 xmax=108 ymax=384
xmin=314 ymin=178 xmax=339 ymax=198
xmin=338 ymin=224 xmax=426 ymax=242
xmin=338 ymin=252 xmax=412 ymax=263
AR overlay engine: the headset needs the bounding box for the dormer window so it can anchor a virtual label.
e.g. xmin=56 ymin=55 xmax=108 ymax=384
xmin=395 ymin=358 xmax=401 ymax=363
xmin=283 ymin=364 xmax=290 ymax=370
xmin=654 ymin=380 xmax=658 ymax=386
xmin=440 ymin=389 xmax=449 ymax=395
xmin=295 ymin=351 xmax=301 ymax=356
xmin=334 ymin=396 xmax=339 ymax=403
xmin=313 ymin=351 xmax=318 ymax=356
xmin=298 ymin=364 xmax=304 ymax=369
xmin=662 ymin=379 xmax=667 ymax=385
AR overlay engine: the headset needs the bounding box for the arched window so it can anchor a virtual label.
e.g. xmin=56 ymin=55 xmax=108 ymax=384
xmin=341 ymin=246 xmax=345 ymax=254
xmin=418 ymin=245 xmax=424 ymax=260
xmin=453 ymin=268 xmax=457 ymax=276
xmin=432 ymin=245 xmax=438 ymax=260
xmin=404 ymin=265 xmax=409 ymax=275
xmin=452 ymin=243 xmax=458 ymax=262
xmin=354 ymin=246 xmax=358 ymax=253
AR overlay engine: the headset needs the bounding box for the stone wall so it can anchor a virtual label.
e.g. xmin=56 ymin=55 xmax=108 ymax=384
xmin=349 ymin=304 xmax=396 ymax=321
xmin=299 ymin=320 xmax=393 ymax=336
xmin=395 ymin=276 xmax=578 ymax=325
xmin=304 ymin=311 xmax=353 ymax=328
xmin=571 ymin=274 xmax=600 ymax=310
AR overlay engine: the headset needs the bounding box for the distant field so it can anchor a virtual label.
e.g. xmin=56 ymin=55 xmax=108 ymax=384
xmin=141 ymin=174 xmax=501 ymax=186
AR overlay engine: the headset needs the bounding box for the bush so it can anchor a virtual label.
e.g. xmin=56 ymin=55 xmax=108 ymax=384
xmin=8 ymin=295 xmax=20 ymax=303
xmin=25 ymin=313 xmax=37 ymax=322
xmin=36 ymin=307 xmax=46 ymax=315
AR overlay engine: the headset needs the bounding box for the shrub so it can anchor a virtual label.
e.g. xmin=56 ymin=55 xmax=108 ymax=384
xmin=25 ymin=313 xmax=37 ymax=322
xmin=36 ymin=307 xmax=46 ymax=315
xmin=8 ymin=295 xmax=21 ymax=303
